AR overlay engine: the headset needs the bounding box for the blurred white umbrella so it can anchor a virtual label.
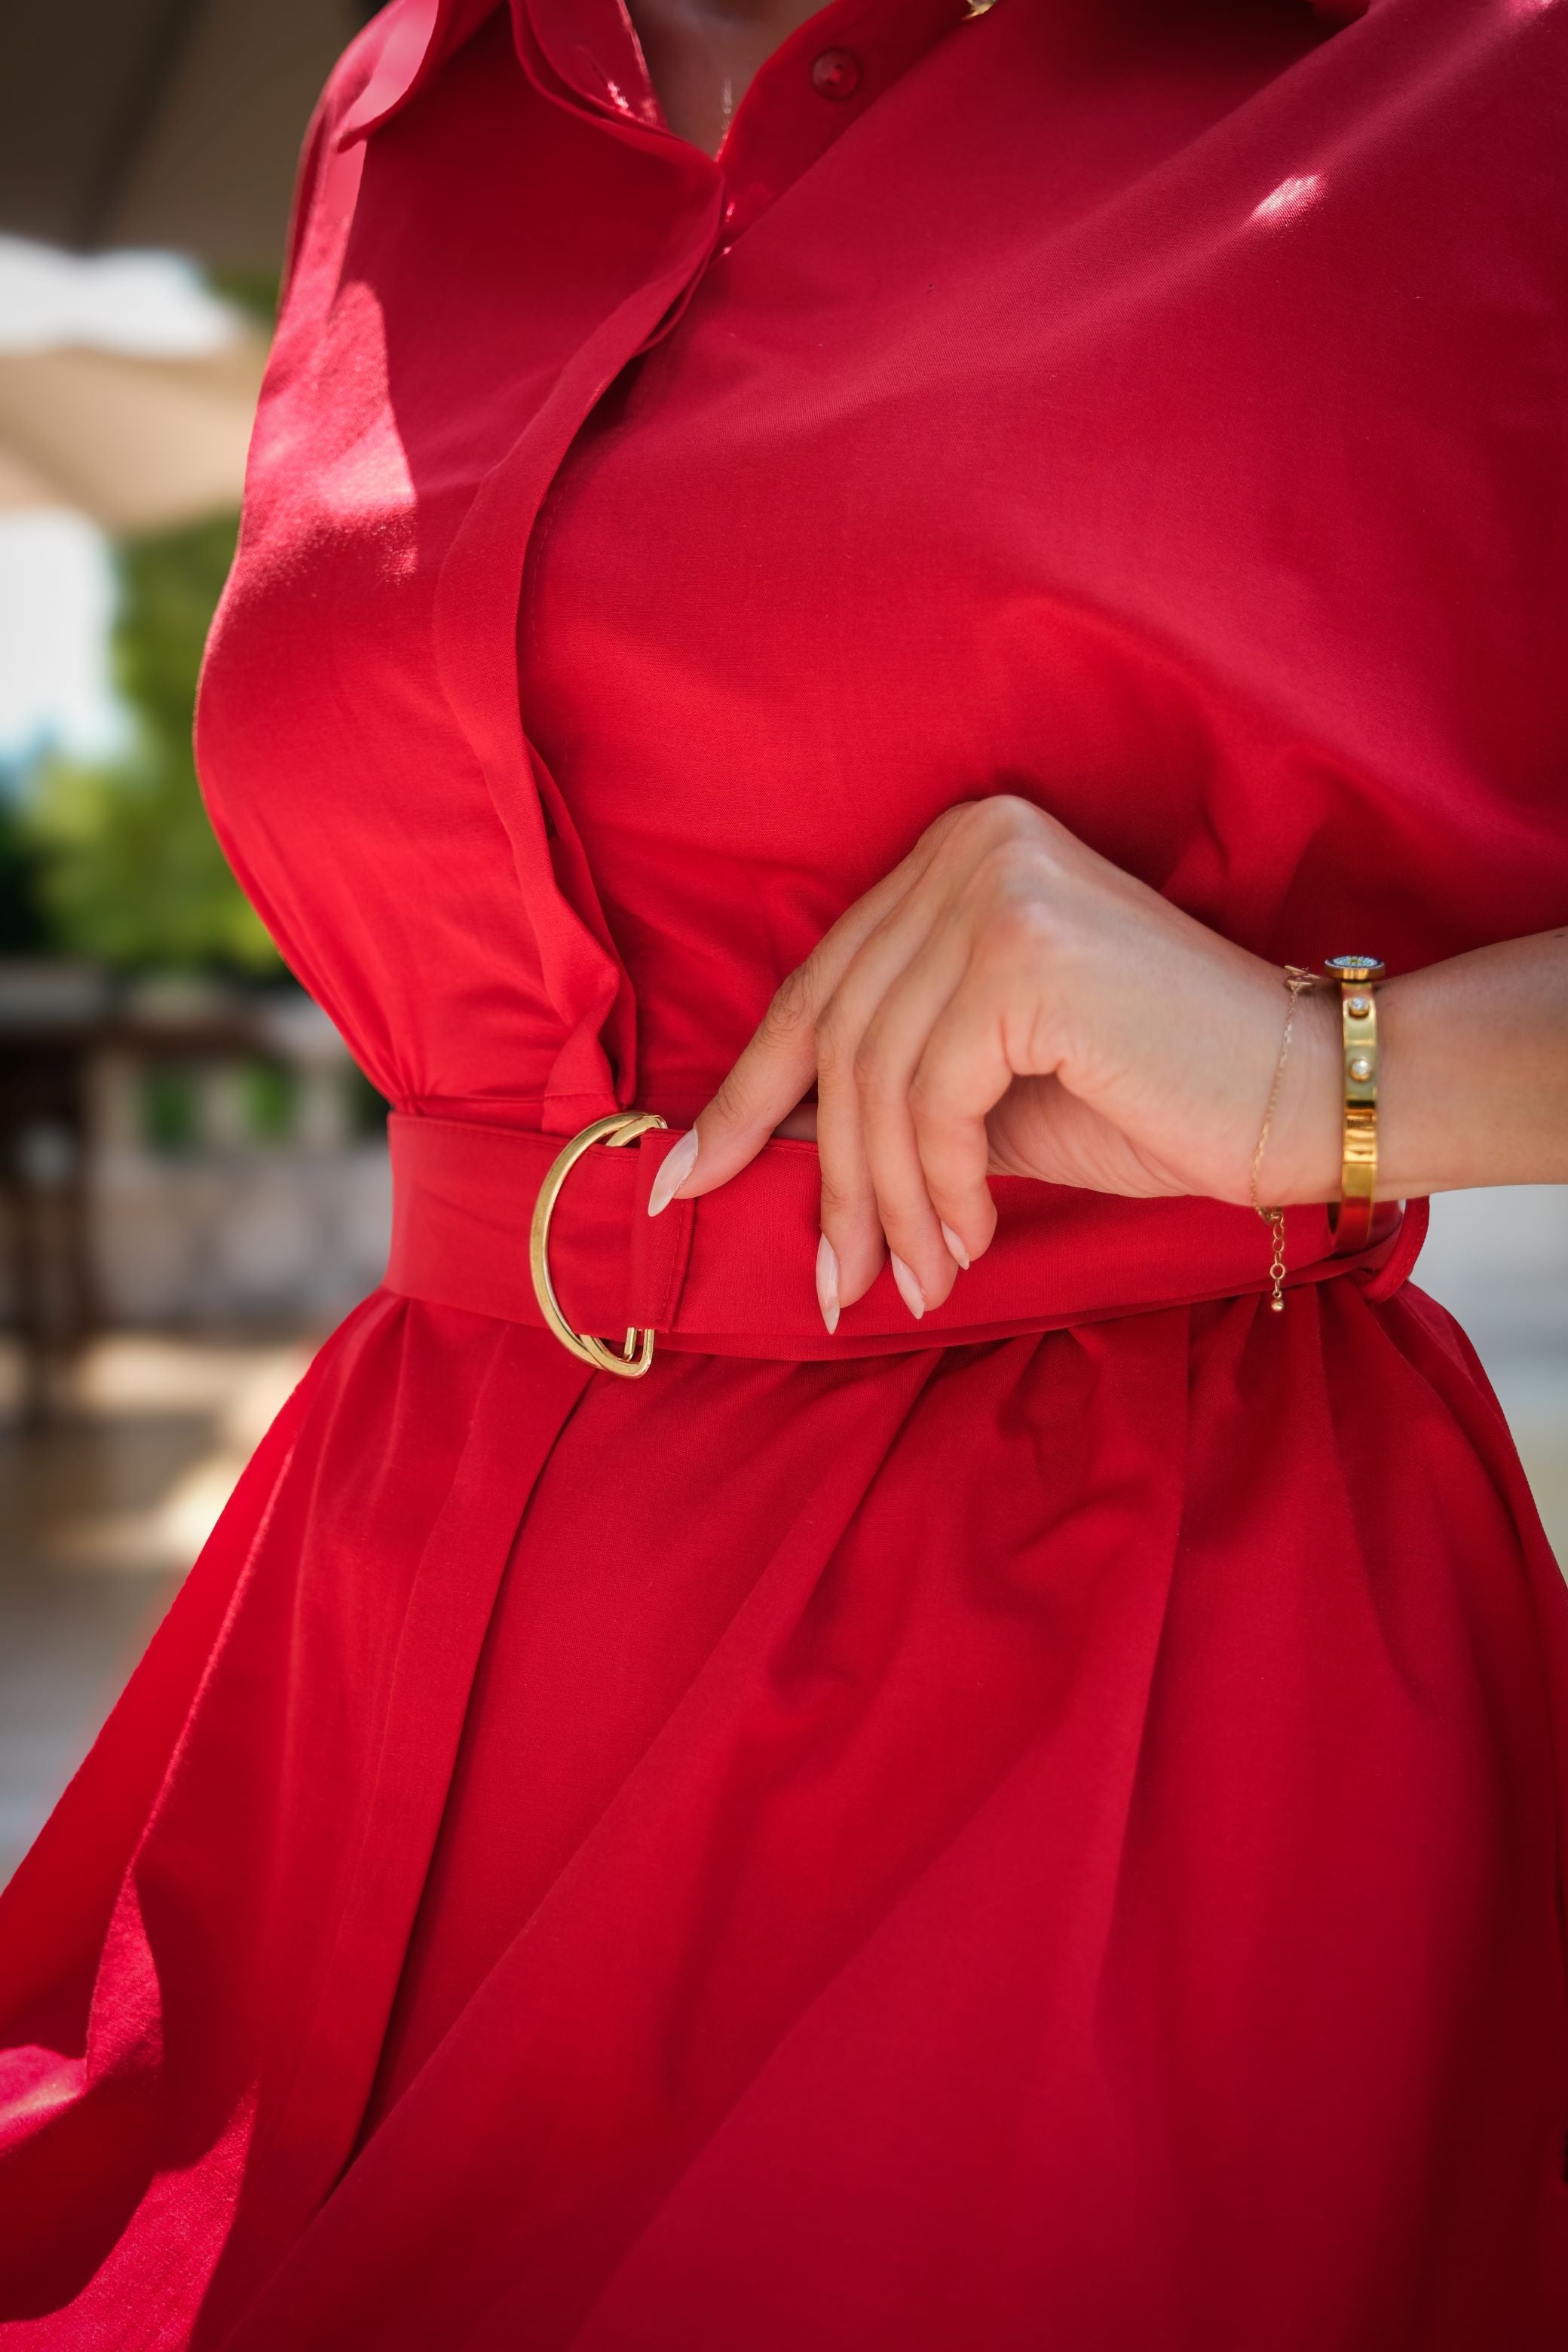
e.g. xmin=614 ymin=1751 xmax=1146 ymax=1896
xmin=0 ymin=238 xmax=266 ymax=532
xmin=0 ymin=341 xmax=265 ymax=533
xmin=0 ymin=0 xmax=357 ymax=533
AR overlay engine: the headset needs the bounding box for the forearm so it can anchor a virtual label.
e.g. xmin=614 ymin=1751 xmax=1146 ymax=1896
xmin=678 ymin=801 xmax=1568 ymax=1323
xmin=1272 ymin=928 xmax=1568 ymax=1203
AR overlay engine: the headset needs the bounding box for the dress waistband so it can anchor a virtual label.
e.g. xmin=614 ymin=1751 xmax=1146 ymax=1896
xmin=383 ymin=1112 xmax=1427 ymax=1362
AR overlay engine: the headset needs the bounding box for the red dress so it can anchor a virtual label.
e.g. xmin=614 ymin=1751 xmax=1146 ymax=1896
xmin=4 ymin=0 xmax=1568 ymax=2342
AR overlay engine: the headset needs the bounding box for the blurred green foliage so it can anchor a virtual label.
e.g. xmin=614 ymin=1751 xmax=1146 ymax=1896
xmin=0 ymin=795 xmax=49 ymax=952
xmin=140 ymin=1064 xmax=201 ymax=1152
xmin=207 ymin=268 xmax=281 ymax=328
xmin=21 ymin=514 xmax=281 ymax=975
xmin=241 ymin=1058 xmax=299 ymax=1139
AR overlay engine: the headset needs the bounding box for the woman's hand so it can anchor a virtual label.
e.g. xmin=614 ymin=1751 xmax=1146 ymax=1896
xmin=648 ymin=796 xmax=1342 ymax=1328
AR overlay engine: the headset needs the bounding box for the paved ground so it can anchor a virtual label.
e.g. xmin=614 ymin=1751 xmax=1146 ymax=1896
xmin=1 ymin=1187 xmax=1563 ymax=1885
xmin=0 ymin=1335 xmax=311 ymax=1881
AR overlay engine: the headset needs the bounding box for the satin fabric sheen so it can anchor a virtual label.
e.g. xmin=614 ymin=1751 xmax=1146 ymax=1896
xmin=4 ymin=0 xmax=1568 ymax=2344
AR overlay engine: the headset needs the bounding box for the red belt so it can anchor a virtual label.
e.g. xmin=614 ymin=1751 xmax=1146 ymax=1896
xmin=384 ymin=1112 xmax=1426 ymax=1364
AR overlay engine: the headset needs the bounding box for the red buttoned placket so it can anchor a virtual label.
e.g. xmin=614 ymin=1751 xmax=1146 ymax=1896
xmin=398 ymin=0 xmax=1000 ymax=1132
xmin=330 ymin=0 xmax=1009 ymax=1136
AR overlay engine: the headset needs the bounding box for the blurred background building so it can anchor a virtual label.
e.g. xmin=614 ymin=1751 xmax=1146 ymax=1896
xmin=0 ymin=0 xmax=1564 ymax=1883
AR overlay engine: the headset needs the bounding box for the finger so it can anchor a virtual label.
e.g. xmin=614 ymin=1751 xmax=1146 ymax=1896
xmin=810 ymin=1063 xmax=882 ymax=1325
xmin=852 ymin=929 xmax=972 ymax=1314
xmin=812 ymin=893 xmax=960 ymax=1310
xmin=907 ymin=972 xmax=1021 ymax=1263
xmin=810 ymin=835 xmax=1005 ymax=1309
xmin=814 ymin=822 xmax=1034 ymax=1307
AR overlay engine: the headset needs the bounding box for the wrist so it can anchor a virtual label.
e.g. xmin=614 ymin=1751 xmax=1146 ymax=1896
xmin=1260 ymin=983 xmax=1342 ymax=1205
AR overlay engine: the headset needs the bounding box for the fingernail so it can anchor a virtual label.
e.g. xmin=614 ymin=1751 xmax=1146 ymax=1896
xmin=890 ymin=1254 xmax=925 ymax=1320
xmin=940 ymin=1221 xmax=970 ymax=1272
xmin=816 ymin=1233 xmax=841 ymax=1335
xmin=647 ymin=1130 xmax=698 ymax=1216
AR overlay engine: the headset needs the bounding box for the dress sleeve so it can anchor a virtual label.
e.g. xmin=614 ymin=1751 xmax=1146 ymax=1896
xmin=278 ymin=87 xmax=335 ymax=316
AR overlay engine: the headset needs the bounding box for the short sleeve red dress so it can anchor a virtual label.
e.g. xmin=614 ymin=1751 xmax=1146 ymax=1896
xmin=3 ymin=1 xmax=1568 ymax=2344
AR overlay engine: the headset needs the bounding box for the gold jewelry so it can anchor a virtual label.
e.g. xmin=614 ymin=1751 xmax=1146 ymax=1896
xmin=1251 ymin=966 xmax=1317 ymax=1312
xmin=529 ymin=1110 xmax=667 ymax=1376
xmin=1322 ymin=954 xmax=1386 ymax=1254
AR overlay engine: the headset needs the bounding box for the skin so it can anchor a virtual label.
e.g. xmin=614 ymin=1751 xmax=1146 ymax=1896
xmin=626 ymin=0 xmax=827 ymax=155
xmin=633 ymin=5 xmax=1568 ymax=1331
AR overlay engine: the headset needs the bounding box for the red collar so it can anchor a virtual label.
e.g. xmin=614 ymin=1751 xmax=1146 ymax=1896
xmin=335 ymin=0 xmax=497 ymax=145
xmin=335 ymin=0 xmax=1371 ymax=149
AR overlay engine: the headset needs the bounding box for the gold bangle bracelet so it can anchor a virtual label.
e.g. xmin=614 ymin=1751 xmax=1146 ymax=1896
xmin=1323 ymin=954 xmax=1386 ymax=1254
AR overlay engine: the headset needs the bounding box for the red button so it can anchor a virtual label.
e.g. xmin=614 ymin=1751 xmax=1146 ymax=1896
xmin=810 ymin=48 xmax=861 ymax=100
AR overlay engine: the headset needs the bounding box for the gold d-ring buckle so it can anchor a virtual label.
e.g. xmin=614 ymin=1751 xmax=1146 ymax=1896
xmin=528 ymin=1111 xmax=668 ymax=1377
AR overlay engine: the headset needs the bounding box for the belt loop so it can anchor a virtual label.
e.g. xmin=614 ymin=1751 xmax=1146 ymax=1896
xmin=626 ymin=1128 xmax=697 ymax=1331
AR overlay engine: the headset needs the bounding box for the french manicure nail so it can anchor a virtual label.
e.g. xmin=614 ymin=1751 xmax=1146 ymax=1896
xmin=816 ymin=1233 xmax=841 ymax=1335
xmin=647 ymin=1129 xmax=698 ymax=1216
xmin=890 ymin=1253 xmax=925 ymax=1320
xmin=940 ymin=1221 xmax=970 ymax=1271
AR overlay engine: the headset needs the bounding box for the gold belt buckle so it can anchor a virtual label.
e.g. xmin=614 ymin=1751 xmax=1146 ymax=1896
xmin=528 ymin=1111 xmax=667 ymax=1377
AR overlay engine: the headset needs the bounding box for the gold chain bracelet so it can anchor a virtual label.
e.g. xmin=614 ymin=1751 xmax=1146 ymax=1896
xmin=1250 ymin=965 xmax=1318 ymax=1312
